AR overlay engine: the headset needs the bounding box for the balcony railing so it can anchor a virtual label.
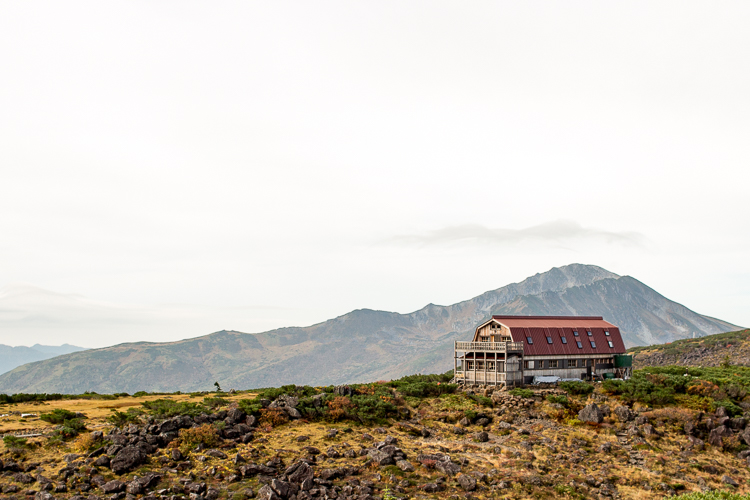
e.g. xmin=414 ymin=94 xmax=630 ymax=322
xmin=454 ymin=341 xmax=524 ymax=353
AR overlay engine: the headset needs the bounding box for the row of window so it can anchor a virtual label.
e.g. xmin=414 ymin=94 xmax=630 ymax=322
xmin=464 ymin=360 xmax=519 ymax=370
xmin=526 ymin=333 xmax=614 ymax=349
xmin=524 ymin=359 xmax=609 ymax=369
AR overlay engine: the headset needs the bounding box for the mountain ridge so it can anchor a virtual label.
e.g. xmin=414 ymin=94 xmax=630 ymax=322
xmin=0 ymin=343 xmax=87 ymax=375
xmin=0 ymin=264 xmax=740 ymax=393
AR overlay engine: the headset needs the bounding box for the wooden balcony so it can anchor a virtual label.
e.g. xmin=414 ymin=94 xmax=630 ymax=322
xmin=454 ymin=341 xmax=524 ymax=353
xmin=454 ymin=370 xmax=524 ymax=386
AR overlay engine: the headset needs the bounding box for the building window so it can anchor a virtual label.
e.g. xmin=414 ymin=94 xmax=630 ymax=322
xmin=568 ymin=359 xmax=577 ymax=367
xmin=573 ymin=330 xmax=579 ymax=337
xmin=487 ymin=361 xmax=495 ymax=370
xmin=590 ymin=341 xmax=597 ymax=348
xmin=466 ymin=361 xmax=474 ymax=370
xmin=480 ymin=336 xmax=489 ymax=342
xmin=524 ymin=360 xmax=534 ymax=369
xmin=605 ymin=331 xmax=610 ymax=336
xmin=608 ymin=341 xmax=614 ymax=348
xmin=576 ymin=341 xmax=583 ymax=349
xmin=561 ymin=336 xmax=567 ymax=344
xmin=587 ymin=331 xmax=592 ymax=336
xmin=549 ymin=360 xmax=559 ymax=368
xmin=546 ymin=336 xmax=553 ymax=344
xmin=526 ymin=336 xmax=533 ymax=344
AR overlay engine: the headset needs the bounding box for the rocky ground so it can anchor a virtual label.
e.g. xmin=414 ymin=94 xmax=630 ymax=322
xmin=631 ymin=329 xmax=750 ymax=369
xmin=3 ymin=386 xmax=750 ymax=500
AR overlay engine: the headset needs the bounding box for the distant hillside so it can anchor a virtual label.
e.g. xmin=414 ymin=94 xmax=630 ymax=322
xmin=629 ymin=329 xmax=750 ymax=368
xmin=0 ymin=343 xmax=86 ymax=375
xmin=0 ymin=264 xmax=741 ymax=393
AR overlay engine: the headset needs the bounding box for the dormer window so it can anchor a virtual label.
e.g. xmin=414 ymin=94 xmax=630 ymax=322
xmin=526 ymin=336 xmax=533 ymax=344
xmin=587 ymin=331 xmax=592 ymax=336
xmin=546 ymin=336 xmax=553 ymax=344
xmin=608 ymin=341 xmax=614 ymax=348
xmin=576 ymin=341 xmax=583 ymax=349
xmin=561 ymin=336 xmax=568 ymax=344
xmin=590 ymin=341 xmax=597 ymax=348
xmin=573 ymin=331 xmax=579 ymax=337
xmin=605 ymin=331 xmax=610 ymax=336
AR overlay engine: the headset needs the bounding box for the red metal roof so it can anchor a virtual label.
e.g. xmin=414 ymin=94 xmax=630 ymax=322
xmin=490 ymin=316 xmax=625 ymax=356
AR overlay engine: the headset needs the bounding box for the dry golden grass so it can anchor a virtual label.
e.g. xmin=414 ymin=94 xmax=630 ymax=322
xmin=0 ymin=392 xmax=254 ymax=434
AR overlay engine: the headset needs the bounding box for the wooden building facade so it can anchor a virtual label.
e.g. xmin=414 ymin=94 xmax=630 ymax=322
xmin=453 ymin=315 xmax=631 ymax=387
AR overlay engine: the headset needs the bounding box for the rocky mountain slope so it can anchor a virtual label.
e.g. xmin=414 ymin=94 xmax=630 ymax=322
xmin=0 ymin=344 xmax=86 ymax=376
xmin=630 ymin=329 xmax=750 ymax=369
xmin=0 ymin=264 xmax=740 ymax=393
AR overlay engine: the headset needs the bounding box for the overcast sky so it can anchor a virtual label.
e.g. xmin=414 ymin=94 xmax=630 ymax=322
xmin=1 ymin=1 xmax=748 ymax=348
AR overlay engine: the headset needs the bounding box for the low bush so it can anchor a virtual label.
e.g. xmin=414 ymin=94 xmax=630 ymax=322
xmin=672 ymin=491 xmax=750 ymax=500
xmin=713 ymin=399 xmax=743 ymax=417
xmin=258 ymin=407 xmax=289 ymax=427
xmin=546 ymin=394 xmax=569 ymax=407
xmin=202 ymin=396 xmax=229 ymax=409
xmin=107 ymin=409 xmax=143 ymax=426
xmin=350 ymin=394 xmax=399 ymax=424
xmin=468 ymin=394 xmax=494 ymax=407
xmin=71 ymin=433 xmax=100 ymax=453
xmin=3 ymin=435 xmax=30 ymax=450
xmin=142 ymin=399 xmax=205 ymax=417
xmin=57 ymin=418 xmax=87 ymax=439
xmin=559 ymin=381 xmax=594 ymax=396
xmin=174 ymin=423 xmax=221 ymax=453
xmin=327 ymin=396 xmax=353 ymax=421
xmin=508 ymin=388 xmax=534 ymax=398
xmin=40 ymin=409 xmax=79 ymax=424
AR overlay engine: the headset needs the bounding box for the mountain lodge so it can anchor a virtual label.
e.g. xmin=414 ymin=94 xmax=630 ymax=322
xmin=453 ymin=315 xmax=632 ymax=387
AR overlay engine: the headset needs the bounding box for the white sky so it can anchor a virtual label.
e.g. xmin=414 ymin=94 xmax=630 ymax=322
xmin=1 ymin=1 xmax=748 ymax=348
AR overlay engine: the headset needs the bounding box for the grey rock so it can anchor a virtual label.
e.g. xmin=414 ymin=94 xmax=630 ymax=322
xmin=396 ymin=460 xmax=414 ymax=472
xmin=205 ymin=449 xmax=227 ymax=459
xmin=286 ymin=462 xmax=314 ymax=484
xmin=473 ymin=431 xmax=489 ymax=443
xmin=578 ymin=404 xmax=604 ymax=424
xmin=367 ymin=449 xmax=395 ymax=466
xmin=257 ymin=484 xmax=280 ymax=500
xmin=614 ymin=405 xmax=634 ymax=422
xmin=723 ymin=475 xmax=739 ymax=487
xmin=458 ymin=474 xmax=477 ymax=491
xmin=110 ymin=446 xmax=147 ymax=474
xmin=435 ymin=460 xmax=461 ymax=476
xmin=420 ymin=483 xmax=444 ymax=493
xmin=102 ymin=480 xmax=125 ymax=493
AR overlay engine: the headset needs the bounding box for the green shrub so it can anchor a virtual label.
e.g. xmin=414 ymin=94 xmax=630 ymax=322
xmin=559 ymin=381 xmax=594 ymax=396
xmin=202 ymin=396 xmax=229 ymax=409
xmin=40 ymin=409 xmax=79 ymax=424
xmin=547 ymin=394 xmax=570 ymax=406
xmin=508 ymin=388 xmax=534 ymax=398
xmin=175 ymin=423 xmax=221 ymax=453
xmin=133 ymin=391 xmax=149 ymax=397
xmin=57 ymin=418 xmax=87 ymax=438
xmin=713 ymin=399 xmax=743 ymax=417
xmin=237 ymin=399 xmax=263 ymax=415
xmin=393 ymin=381 xmax=457 ymax=397
xmin=141 ymin=399 xmax=205 ymax=417
xmin=3 ymin=435 xmax=30 ymax=449
xmin=349 ymin=394 xmax=399 ymax=424
xmin=672 ymin=491 xmax=750 ymax=500
xmin=107 ymin=409 xmax=142 ymax=426
xmin=469 ymin=394 xmax=494 ymax=407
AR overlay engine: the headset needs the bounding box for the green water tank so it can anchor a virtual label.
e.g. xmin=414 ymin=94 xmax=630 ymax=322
xmin=614 ymin=355 xmax=633 ymax=368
